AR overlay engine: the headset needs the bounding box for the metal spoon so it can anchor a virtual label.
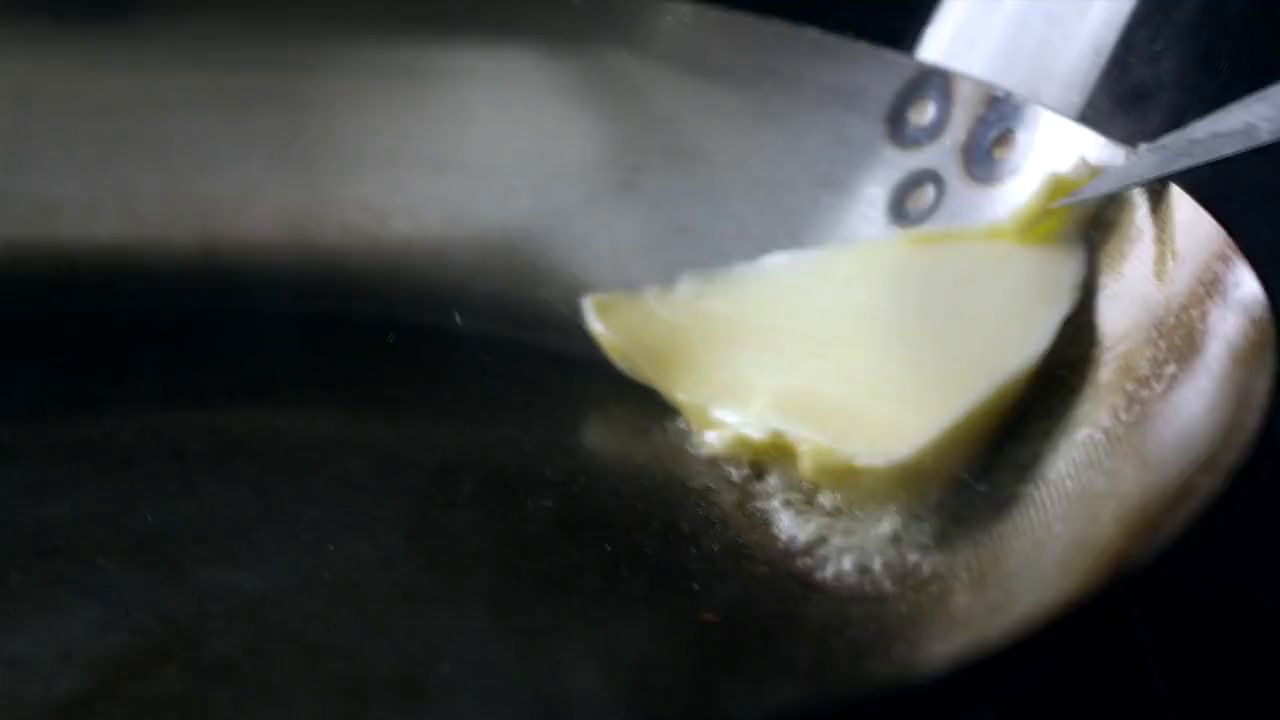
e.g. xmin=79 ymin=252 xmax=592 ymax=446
xmin=1057 ymin=80 xmax=1280 ymax=206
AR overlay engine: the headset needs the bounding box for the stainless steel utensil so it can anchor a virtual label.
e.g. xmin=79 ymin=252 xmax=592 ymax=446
xmin=1058 ymin=80 xmax=1280 ymax=205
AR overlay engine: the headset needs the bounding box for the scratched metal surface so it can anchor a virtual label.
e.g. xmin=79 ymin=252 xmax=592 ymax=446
xmin=0 ymin=1 xmax=1273 ymax=717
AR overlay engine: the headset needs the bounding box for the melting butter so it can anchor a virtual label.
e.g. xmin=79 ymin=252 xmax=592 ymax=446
xmin=580 ymin=177 xmax=1090 ymax=501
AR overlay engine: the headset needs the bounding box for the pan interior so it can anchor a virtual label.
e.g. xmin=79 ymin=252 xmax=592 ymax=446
xmin=0 ymin=256 xmax=925 ymax=718
xmin=0 ymin=1 xmax=1275 ymax=717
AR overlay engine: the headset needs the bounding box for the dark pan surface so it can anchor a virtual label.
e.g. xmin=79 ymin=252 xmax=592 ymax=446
xmin=0 ymin=262 xmax=914 ymax=719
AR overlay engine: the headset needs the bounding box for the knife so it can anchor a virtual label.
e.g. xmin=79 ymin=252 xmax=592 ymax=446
xmin=1056 ymin=79 xmax=1280 ymax=206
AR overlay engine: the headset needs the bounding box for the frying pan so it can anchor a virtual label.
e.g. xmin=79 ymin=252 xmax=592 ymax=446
xmin=0 ymin=1 xmax=1273 ymax=717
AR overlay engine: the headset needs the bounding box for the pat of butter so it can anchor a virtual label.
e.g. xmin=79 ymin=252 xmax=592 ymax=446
xmin=580 ymin=178 xmax=1089 ymax=500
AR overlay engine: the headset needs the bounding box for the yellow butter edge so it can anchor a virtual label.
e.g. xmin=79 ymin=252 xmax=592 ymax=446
xmin=673 ymin=374 xmax=1035 ymax=502
xmin=902 ymin=169 xmax=1098 ymax=247
xmin=579 ymin=170 xmax=1095 ymax=499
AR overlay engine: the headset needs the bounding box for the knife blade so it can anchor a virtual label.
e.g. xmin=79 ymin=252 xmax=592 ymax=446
xmin=1056 ymin=79 xmax=1280 ymax=206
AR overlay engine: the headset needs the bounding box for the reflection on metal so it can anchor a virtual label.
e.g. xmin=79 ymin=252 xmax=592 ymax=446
xmin=886 ymin=70 xmax=953 ymax=148
xmin=889 ymin=168 xmax=945 ymax=226
xmin=915 ymin=0 xmax=1138 ymax=119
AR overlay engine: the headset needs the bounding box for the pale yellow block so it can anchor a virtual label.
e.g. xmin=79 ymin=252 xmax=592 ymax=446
xmin=581 ymin=178 xmax=1090 ymax=501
